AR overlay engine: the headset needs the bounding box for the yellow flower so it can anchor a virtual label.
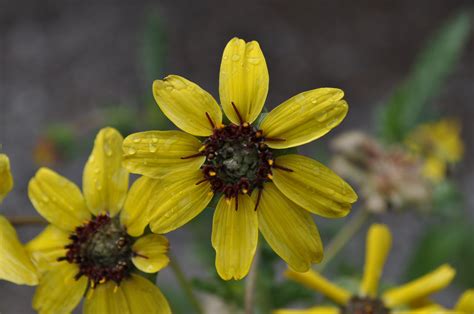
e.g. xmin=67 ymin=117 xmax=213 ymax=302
xmin=123 ymin=37 xmax=358 ymax=280
xmin=406 ymin=119 xmax=464 ymax=183
xmin=410 ymin=289 xmax=474 ymax=314
xmin=278 ymin=224 xmax=456 ymax=314
xmin=0 ymin=153 xmax=39 ymax=285
xmin=26 ymin=128 xmax=171 ymax=314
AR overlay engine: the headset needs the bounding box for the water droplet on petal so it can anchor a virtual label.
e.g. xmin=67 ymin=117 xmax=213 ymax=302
xmin=232 ymin=54 xmax=241 ymax=61
xmin=128 ymin=147 xmax=137 ymax=155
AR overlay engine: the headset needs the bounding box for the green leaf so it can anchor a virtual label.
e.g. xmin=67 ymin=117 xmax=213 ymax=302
xmin=432 ymin=180 xmax=464 ymax=219
xmin=378 ymin=12 xmax=470 ymax=143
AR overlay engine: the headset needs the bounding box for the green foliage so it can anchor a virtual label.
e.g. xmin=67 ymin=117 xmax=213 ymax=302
xmin=378 ymin=12 xmax=470 ymax=143
xmin=45 ymin=123 xmax=77 ymax=160
xmin=102 ymin=105 xmax=139 ymax=136
xmin=432 ymin=180 xmax=464 ymax=219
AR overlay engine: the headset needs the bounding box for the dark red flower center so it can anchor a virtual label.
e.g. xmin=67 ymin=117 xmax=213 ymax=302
xmin=341 ymin=296 xmax=390 ymax=314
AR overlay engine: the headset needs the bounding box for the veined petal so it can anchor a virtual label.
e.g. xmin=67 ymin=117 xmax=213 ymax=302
xmin=285 ymin=269 xmax=351 ymax=305
xmin=132 ymin=234 xmax=170 ymax=273
xmin=26 ymin=224 xmax=70 ymax=273
xmin=0 ymin=215 xmax=38 ymax=285
xmin=261 ymin=88 xmax=347 ymax=149
xmin=0 ymin=154 xmax=14 ymax=204
xmin=360 ymin=224 xmax=392 ymax=298
xmin=123 ymin=131 xmax=205 ymax=178
xmin=220 ymin=37 xmax=269 ymax=124
xmin=272 ymin=154 xmax=357 ymax=218
xmin=382 ymin=264 xmax=456 ymax=307
xmin=83 ymin=127 xmax=129 ymax=217
xmin=84 ymin=280 xmax=130 ymax=314
xmin=33 ymin=263 xmax=88 ymax=314
xmin=153 ymin=75 xmax=222 ymax=136
xmin=121 ymin=176 xmax=160 ymax=237
xmin=255 ymin=183 xmax=323 ymax=272
xmin=121 ymin=274 xmax=172 ymax=314
xmin=212 ymin=194 xmax=258 ymax=280
xmin=455 ymin=289 xmax=474 ymax=312
xmin=28 ymin=168 xmax=90 ymax=231
xmin=149 ymin=169 xmax=213 ymax=234
xmin=274 ymin=306 xmax=339 ymax=314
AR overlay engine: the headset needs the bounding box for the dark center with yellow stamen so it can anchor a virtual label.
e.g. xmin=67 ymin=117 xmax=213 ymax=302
xmin=58 ymin=214 xmax=136 ymax=286
xmin=341 ymin=296 xmax=390 ymax=314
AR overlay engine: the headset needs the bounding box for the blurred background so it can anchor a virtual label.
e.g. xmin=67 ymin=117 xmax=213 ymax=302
xmin=1 ymin=1 xmax=473 ymax=313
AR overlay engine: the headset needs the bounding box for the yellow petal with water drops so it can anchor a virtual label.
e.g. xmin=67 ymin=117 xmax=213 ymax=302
xmin=360 ymin=224 xmax=392 ymax=298
xmin=382 ymin=264 xmax=456 ymax=308
xmin=123 ymin=130 xmax=205 ymax=178
xmin=28 ymin=168 xmax=90 ymax=231
xmin=132 ymin=234 xmax=170 ymax=273
xmin=121 ymin=274 xmax=172 ymax=314
xmin=0 ymin=215 xmax=38 ymax=285
xmin=212 ymin=194 xmax=258 ymax=280
xmin=455 ymin=289 xmax=474 ymax=312
xmin=153 ymin=75 xmax=222 ymax=136
xmin=33 ymin=262 xmax=88 ymax=314
xmin=220 ymin=37 xmax=269 ymax=124
xmin=83 ymin=280 xmax=130 ymax=314
xmin=274 ymin=306 xmax=340 ymax=314
xmin=272 ymin=154 xmax=357 ymax=218
xmin=26 ymin=224 xmax=70 ymax=273
xmin=149 ymin=169 xmax=213 ymax=234
xmin=121 ymin=176 xmax=160 ymax=237
xmin=255 ymin=183 xmax=323 ymax=272
xmin=83 ymin=127 xmax=129 ymax=217
xmin=260 ymin=88 xmax=347 ymax=149
xmin=285 ymin=269 xmax=351 ymax=305
xmin=0 ymin=154 xmax=14 ymax=204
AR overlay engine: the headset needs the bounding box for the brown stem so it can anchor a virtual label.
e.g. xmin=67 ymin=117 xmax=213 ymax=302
xmin=6 ymin=216 xmax=48 ymax=226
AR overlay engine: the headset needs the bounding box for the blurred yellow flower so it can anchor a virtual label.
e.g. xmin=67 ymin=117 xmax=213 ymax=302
xmin=26 ymin=128 xmax=171 ymax=314
xmin=123 ymin=37 xmax=357 ymax=280
xmin=406 ymin=119 xmax=464 ymax=183
xmin=411 ymin=289 xmax=474 ymax=314
xmin=277 ymin=224 xmax=456 ymax=314
xmin=0 ymin=154 xmax=14 ymax=203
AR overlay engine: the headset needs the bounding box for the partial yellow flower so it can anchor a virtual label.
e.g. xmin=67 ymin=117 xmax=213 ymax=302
xmin=123 ymin=37 xmax=357 ymax=280
xmin=26 ymin=128 xmax=171 ymax=314
xmin=280 ymin=224 xmax=456 ymax=314
xmin=412 ymin=289 xmax=474 ymax=314
xmin=0 ymin=154 xmax=39 ymax=286
xmin=406 ymin=119 xmax=464 ymax=183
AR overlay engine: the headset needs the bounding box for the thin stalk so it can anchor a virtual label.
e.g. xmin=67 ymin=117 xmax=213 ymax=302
xmin=6 ymin=216 xmax=47 ymax=226
xmin=244 ymin=245 xmax=260 ymax=314
xmin=317 ymin=210 xmax=370 ymax=272
xmin=169 ymin=255 xmax=204 ymax=314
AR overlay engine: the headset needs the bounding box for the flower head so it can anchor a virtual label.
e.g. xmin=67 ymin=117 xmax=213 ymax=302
xmin=279 ymin=224 xmax=456 ymax=314
xmin=0 ymin=153 xmax=39 ymax=285
xmin=405 ymin=119 xmax=464 ymax=183
xmin=27 ymin=128 xmax=171 ymax=314
xmin=123 ymin=37 xmax=357 ymax=280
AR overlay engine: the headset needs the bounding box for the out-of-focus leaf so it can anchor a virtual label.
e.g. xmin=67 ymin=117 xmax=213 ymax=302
xmin=102 ymin=105 xmax=139 ymax=136
xmin=432 ymin=180 xmax=464 ymax=218
xmin=405 ymin=222 xmax=474 ymax=288
xmin=379 ymin=12 xmax=470 ymax=143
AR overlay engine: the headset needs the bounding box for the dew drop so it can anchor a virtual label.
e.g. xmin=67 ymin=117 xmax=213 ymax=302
xmin=128 ymin=147 xmax=137 ymax=155
xmin=232 ymin=54 xmax=241 ymax=61
xmin=133 ymin=138 xmax=141 ymax=143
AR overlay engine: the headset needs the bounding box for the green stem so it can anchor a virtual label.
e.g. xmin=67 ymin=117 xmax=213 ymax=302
xmin=244 ymin=245 xmax=260 ymax=314
xmin=317 ymin=210 xmax=370 ymax=272
xmin=169 ymin=255 xmax=204 ymax=314
xmin=6 ymin=216 xmax=48 ymax=226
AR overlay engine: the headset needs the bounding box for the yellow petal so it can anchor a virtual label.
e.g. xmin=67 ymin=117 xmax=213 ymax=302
xmin=455 ymin=289 xmax=474 ymax=312
xmin=149 ymin=169 xmax=213 ymax=234
xmin=132 ymin=234 xmax=170 ymax=273
xmin=382 ymin=264 xmax=456 ymax=307
xmin=153 ymin=75 xmax=222 ymax=136
xmin=28 ymin=168 xmax=90 ymax=231
xmin=0 ymin=215 xmax=38 ymax=285
xmin=285 ymin=269 xmax=351 ymax=305
xmin=360 ymin=224 xmax=392 ymax=298
xmin=393 ymin=305 xmax=453 ymax=314
xmin=121 ymin=176 xmax=160 ymax=237
xmin=212 ymin=194 xmax=258 ymax=280
xmin=256 ymin=183 xmax=323 ymax=272
xmin=33 ymin=262 xmax=87 ymax=314
xmin=272 ymin=154 xmax=357 ymax=218
xmin=0 ymin=154 xmax=14 ymax=204
xmin=219 ymin=37 xmax=269 ymax=124
xmin=84 ymin=280 xmax=130 ymax=314
xmin=83 ymin=127 xmax=129 ymax=217
xmin=123 ymin=130 xmax=205 ymax=178
xmin=274 ymin=306 xmax=339 ymax=314
xmin=26 ymin=224 xmax=70 ymax=273
xmin=121 ymin=274 xmax=172 ymax=314
xmin=260 ymin=88 xmax=347 ymax=149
